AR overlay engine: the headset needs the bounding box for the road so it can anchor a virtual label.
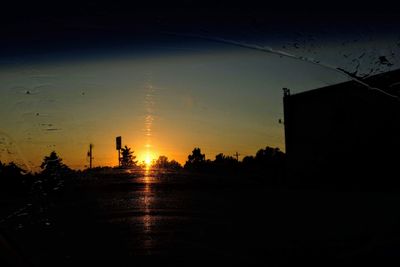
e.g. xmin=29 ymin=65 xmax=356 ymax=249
xmin=2 ymin=169 xmax=400 ymax=266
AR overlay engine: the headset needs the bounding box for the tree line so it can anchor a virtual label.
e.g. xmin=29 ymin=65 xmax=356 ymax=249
xmin=183 ymin=147 xmax=285 ymax=177
xmin=0 ymin=145 xmax=285 ymax=196
xmin=117 ymin=145 xmax=285 ymax=174
xmin=0 ymin=151 xmax=75 ymax=201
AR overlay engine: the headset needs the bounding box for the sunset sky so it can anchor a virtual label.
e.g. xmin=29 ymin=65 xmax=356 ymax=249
xmin=1 ymin=3 xmax=399 ymax=171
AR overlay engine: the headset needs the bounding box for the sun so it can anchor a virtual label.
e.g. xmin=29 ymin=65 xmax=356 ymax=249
xmin=144 ymin=155 xmax=152 ymax=167
xmin=141 ymin=150 xmax=156 ymax=169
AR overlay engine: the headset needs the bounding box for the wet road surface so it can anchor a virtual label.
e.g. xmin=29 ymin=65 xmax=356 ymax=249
xmin=3 ymin=169 xmax=400 ymax=266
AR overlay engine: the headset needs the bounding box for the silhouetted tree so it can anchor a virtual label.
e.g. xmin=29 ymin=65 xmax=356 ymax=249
xmin=214 ymin=153 xmax=225 ymax=163
xmin=0 ymin=161 xmax=32 ymax=194
xmin=39 ymin=151 xmax=72 ymax=192
xmin=120 ymin=146 xmax=137 ymax=168
xmin=154 ymin=155 xmax=169 ymax=168
xmin=40 ymin=151 xmax=66 ymax=175
xmin=188 ymin=148 xmax=205 ymax=163
xmin=239 ymin=147 xmax=286 ymax=184
xmin=255 ymin=147 xmax=285 ymax=165
xmin=242 ymin=155 xmax=255 ymax=166
xmin=169 ymin=160 xmax=182 ymax=170
xmin=213 ymin=153 xmax=238 ymax=173
xmin=0 ymin=161 xmax=25 ymax=177
xmin=154 ymin=155 xmax=182 ymax=170
xmin=184 ymin=147 xmax=206 ymax=170
xmin=252 ymin=147 xmax=286 ymax=182
xmin=214 ymin=153 xmax=237 ymax=164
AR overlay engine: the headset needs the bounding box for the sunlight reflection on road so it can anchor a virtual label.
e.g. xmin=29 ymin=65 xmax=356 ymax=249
xmin=142 ymin=168 xmax=153 ymax=252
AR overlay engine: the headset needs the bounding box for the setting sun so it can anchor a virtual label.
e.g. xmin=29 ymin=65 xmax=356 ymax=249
xmin=143 ymin=151 xmax=156 ymax=167
xmin=144 ymin=156 xmax=152 ymax=166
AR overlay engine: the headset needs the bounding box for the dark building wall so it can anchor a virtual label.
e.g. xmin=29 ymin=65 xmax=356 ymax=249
xmin=284 ymin=70 xmax=400 ymax=189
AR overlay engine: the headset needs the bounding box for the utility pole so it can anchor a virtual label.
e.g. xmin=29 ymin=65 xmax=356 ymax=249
xmin=116 ymin=136 xmax=122 ymax=167
xmin=87 ymin=143 xmax=93 ymax=169
xmin=118 ymin=149 xmax=121 ymax=167
xmin=234 ymin=152 xmax=240 ymax=161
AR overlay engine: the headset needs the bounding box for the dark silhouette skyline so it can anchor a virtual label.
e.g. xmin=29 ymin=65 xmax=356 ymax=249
xmin=2 ymin=4 xmax=400 ymax=265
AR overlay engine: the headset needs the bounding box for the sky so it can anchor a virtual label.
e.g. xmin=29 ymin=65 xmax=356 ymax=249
xmin=1 ymin=2 xmax=400 ymax=171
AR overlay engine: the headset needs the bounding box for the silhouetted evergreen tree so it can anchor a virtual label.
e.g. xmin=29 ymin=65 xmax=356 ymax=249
xmin=120 ymin=146 xmax=137 ymax=168
xmin=40 ymin=151 xmax=71 ymax=192
xmin=41 ymin=151 xmax=66 ymax=175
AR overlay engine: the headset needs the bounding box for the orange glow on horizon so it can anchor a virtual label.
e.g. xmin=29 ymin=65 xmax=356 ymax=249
xmin=140 ymin=150 xmax=156 ymax=168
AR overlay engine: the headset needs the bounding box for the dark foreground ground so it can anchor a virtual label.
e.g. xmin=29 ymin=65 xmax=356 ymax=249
xmin=2 ymin=170 xmax=400 ymax=266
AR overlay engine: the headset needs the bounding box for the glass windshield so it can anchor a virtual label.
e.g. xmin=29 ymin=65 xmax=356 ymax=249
xmin=1 ymin=3 xmax=399 ymax=266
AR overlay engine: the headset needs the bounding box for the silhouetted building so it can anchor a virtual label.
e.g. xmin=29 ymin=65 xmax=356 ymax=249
xmin=283 ymin=69 xmax=400 ymax=190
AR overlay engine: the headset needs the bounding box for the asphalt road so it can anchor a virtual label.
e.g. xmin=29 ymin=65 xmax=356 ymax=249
xmin=2 ymin=170 xmax=400 ymax=266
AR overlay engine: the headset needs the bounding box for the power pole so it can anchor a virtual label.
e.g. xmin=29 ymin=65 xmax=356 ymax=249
xmin=234 ymin=152 xmax=240 ymax=161
xmin=116 ymin=136 xmax=122 ymax=167
xmin=87 ymin=143 xmax=93 ymax=169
